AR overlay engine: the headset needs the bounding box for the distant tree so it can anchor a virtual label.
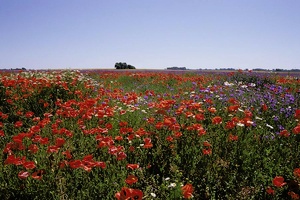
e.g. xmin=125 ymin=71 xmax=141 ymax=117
xmin=114 ymin=62 xmax=135 ymax=69
xmin=166 ymin=67 xmax=186 ymax=70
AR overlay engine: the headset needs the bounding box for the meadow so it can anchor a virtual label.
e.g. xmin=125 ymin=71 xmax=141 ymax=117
xmin=0 ymin=69 xmax=299 ymax=199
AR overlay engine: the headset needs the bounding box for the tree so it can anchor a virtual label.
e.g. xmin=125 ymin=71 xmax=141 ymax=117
xmin=114 ymin=62 xmax=135 ymax=69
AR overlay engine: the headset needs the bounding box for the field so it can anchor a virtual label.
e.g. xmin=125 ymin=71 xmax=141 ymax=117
xmin=0 ymin=69 xmax=299 ymax=199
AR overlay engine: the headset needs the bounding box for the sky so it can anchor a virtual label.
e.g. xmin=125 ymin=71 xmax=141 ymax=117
xmin=0 ymin=0 xmax=299 ymax=70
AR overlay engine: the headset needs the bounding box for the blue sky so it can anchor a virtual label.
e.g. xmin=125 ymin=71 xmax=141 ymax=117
xmin=0 ymin=0 xmax=299 ymax=70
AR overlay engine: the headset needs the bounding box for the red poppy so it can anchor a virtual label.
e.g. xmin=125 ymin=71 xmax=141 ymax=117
xmin=91 ymin=160 xmax=105 ymax=169
xmin=202 ymin=148 xmax=212 ymax=155
xmin=146 ymin=117 xmax=155 ymax=124
xmin=212 ymin=116 xmax=222 ymax=125
xmin=163 ymin=118 xmax=173 ymax=127
xmin=203 ymin=141 xmax=211 ymax=147
xmin=294 ymin=109 xmax=300 ymax=119
xmin=126 ymin=164 xmax=139 ymax=170
xmin=125 ymin=175 xmax=138 ymax=185
xmin=228 ymin=134 xmax=238 ymax=141
xmin=293 ymin=126 xmax=300 ymax=134
xmin=115 ymin=187 xmax=143 ymax=200
xmin=0 ymin=130 xmax=4 ymax=137
xmin=181 ymin=183 xmax=194 ymax=199
xmin=174 ymin=132 xmax=182 ymax=138
xmin=28 ymin=144 xmax=39 ymax=154
xmin=117 ymin=152 xmax=127 ymax=161
xmin=279 ymin=130 xmax=290 ymax=137
xmin=25 ymin=111 xmax=34 ymax=118
xmin=244 ymin=110 xmax=252 ymax=118
xmin=14 ymin=121 xmax=23 ymax=128
xmin=273 ymin=176 xmax=286 ymax=188
xmin=225 ymin=121 xmax=236 ymax=129
xmin=32 ymin=170 xmax=45 ymax=180
xmin=228 ymin=98 xmax=239 ymax=105
xmin=294 ymin=168 xmax=300 ymax=178
xmin=23 ymin=161 xmax=36 ymax=170
xmin=166 ymin=136 xmax=174 ymax=142
xmin=40 ymin=137 xmax=49 ymax=145
xmin=129 ymin=146 xmax=135 ymax=152
xmin=288 ymin=191 xmax=300 ymax=200
xmin=18 ymin=171 xmax=30 ymax=180
xmin=55 ymin=138 xmax=66 ymax=147
xmin=119 ymin=121 xmax=128 ymax=127
xmin=59 ymin=160 xmax=68 ymax=169
xmin=228 ymin=105 xmax=239 ymax=113
xmin=47 ymin=145 xmax=60 ymax=153
xmin=143 ymin=138 xmax=153 ymax=149
xmin=155 ymin=122 xmax=164 ymax=130
xmin=261 ymin=104 xmax=268 ymax=111
xmin=69 ymin=160 xmax=82 ymax=169
xmin=266 ymin=186 xmax=275 ymax=195
xmin=195 ymin=113 xmax=205 ymax=121
xmin=106 ymin=123 xmax=113 ymax=130
xmin=198 ymin=128 xmax=206 ymax=136
xmin=115 ymin=135 xmax=123 ymax=141
xmin=62 ymin=150 xmax=72 ymax=159
xmin=208 ymin=107 xmax=217 ymax=113
xmin=4 ymin=155 xmax=26 ymax=166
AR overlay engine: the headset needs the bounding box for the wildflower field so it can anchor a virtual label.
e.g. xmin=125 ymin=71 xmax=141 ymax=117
xmin=0 ymin=69 xmax=299 ymax=200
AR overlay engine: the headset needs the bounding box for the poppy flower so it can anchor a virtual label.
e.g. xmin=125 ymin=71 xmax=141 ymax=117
xmin=18 ymin=171 xmax=30 ymax=180
xmin=228 ymin=105 xmax=239 ymax=113
xmin=288 ymin=191 xmax=300 ymax=199
xmin=266 ymin=186 xmax=275 ymax=195
xmin=228 ymin=134 xmax=238 ymax=141
xmin=94 ymin=161 xmax=106 ymax=169
xmin=208 ymin=107 xmax=217 ymax=113
xmin=261 ymin=104 xmax=268 ymax=111
xmin=273 ymin=176 xmax=286 ymax=188
xmin=28 ymin=144 xmax=39 ymax=154
xmin=14 ymin=121 xmax=23 ymax=128
xmin=293 ymin=126 xmax=300 ymax=134
xmin=181 ymin=183 xmax=194 ymax=199
xmin=174 ymin=132 xmax=182 ymax=138
xmin=166 ymin=136 xmax=174 ymax=142
xmin=23 ymin=161 xmax=36 ymax=170
xmin=225 ymin=121 xmax=236 ymax=129
xmin=55 ymin=138 xmax=66 ymax=147
xmin=195 ymin=113 xmax=205 ymax=121
xmin=62 ymin=150 xmax=72 ymax=159
xmin=129 ymin=146 xmax=135 ymax=152
xmin=279 ymin=130 xmax=290 ymax=137
xmin=294 ymin=168 xmax=300 ymax=178
xmin=47 ymin=145 xmax=60 ymax=153
xmin=0 ymin=130 xmax=4 ymax=137
xmin=155 ymin=122 xmax=164 ymax=130
xmin=125 ymin=175 xmax=138 ymax=185
xmin=244 ymin=110 xmax=253 ymax=118
xmin=212 ymin=116 xmax=222 ymax=125
xmin=32 ymin=170 xmax=45 ymax=180
xmin=69 ymin=160 xmax=82 ymax=169
xmin=143 ymin=138 xmax=153 ymax=149
xmin=115 ymin=187 xmax=143 ymax=200
xmin=202 ymin=148 xmax=212 ymax=155
xmin=126 ymin=164 xmax=139 ymax=170
xmin=117 ymin=152 xmax=127 ymax=161
xmin=115 ymin=135 xmax=123 ymax=141
xmin=25 ymin=111 xmax=34 ymax=118
xmin=203 ymin=141 xmax=211 ymax=147
xmin=294 ymin=109 xmax=300 ymax=119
